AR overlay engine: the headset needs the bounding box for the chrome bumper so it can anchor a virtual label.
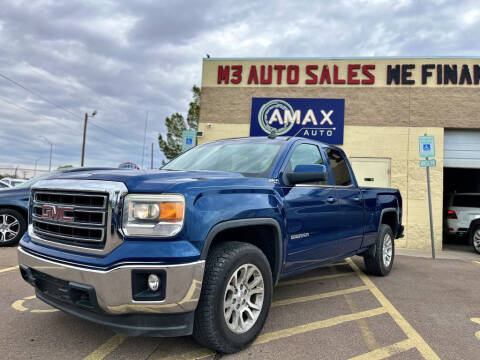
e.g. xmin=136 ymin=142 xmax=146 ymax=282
xmin=18 ymin=246 xmax=205 ymax=315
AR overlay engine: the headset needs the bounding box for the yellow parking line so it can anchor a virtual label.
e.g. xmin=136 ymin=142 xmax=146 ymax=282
xmin=332 ymin=267 xmax=379 ymax=352
xmin=277 ymin=271 xmax=354 ymax=287
xmin=152 ymin=307 xmax=388 ymax=360
xmin=82 ymin=334 xmax=127 ymax=360
xmin=348 ymin=339 xmax=415 ymax=360
xmin=346 ymin=258 xmax=440 ymax=360
xmin=155 ymin=348 xmax=214 ymax=360
xmin=474 ymin=261 xmax=480 ymax=265
xmin=0 ymin=265 xmax=18 ymax=273
xmin=272 ymin=285 xmax=369 ymax=307
xmin=254 ymin=307 xmax=387 ymax=345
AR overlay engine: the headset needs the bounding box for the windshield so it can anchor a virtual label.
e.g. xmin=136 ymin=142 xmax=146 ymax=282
xmin=162 ymin=141 xmax=284 ymax=177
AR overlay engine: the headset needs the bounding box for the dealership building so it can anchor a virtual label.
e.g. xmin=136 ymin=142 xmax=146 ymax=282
xmin=197 ymin=57 xmax=480 ymax=251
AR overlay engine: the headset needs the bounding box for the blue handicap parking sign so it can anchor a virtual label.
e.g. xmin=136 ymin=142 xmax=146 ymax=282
xmin=419 ymin=136 xmax=435 ymax=158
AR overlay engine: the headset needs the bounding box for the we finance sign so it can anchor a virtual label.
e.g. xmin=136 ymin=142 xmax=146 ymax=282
xmin=250 ymin=98 xmax=345 ymax=144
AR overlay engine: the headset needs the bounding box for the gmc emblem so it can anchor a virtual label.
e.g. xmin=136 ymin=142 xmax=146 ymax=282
xmin=41 ymin=205 xmax=74 ymax=222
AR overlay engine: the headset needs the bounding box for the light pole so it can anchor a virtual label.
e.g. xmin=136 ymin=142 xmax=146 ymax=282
xmin=34 ymin=159 xmax=40 ymax=177
xmin=38 ymin=136 xmax=53 ymax=172
xmin=81 ymin=110 xmax=97 ymax=167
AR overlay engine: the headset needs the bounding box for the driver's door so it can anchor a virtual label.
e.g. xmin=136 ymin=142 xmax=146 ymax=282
xmin=282 ymin=143 xmax=344 ymax=273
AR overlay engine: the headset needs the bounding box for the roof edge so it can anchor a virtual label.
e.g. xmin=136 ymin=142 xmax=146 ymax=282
xmin=203 ymin=56 xmax=480 ymax=61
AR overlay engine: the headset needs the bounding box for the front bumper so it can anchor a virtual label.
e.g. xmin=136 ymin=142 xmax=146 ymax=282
xmin=36 ymin=290 xmax=195 ymax=336
xmin=18 ymin=246 xmax=205 ymax=335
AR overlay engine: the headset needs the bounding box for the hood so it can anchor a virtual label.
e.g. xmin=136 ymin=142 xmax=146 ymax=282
xmin=0 ymin=186 xmax=30 ymax=197
xmin=46 ymin=169 xmax=246 ymax=193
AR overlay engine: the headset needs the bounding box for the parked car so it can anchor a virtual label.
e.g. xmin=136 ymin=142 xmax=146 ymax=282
xmin=18 ymin=137 xmax=403 ymax=354
xmin=0 ymin=180 xmax=11 ymax=189
xmin=446 ymin=192 xmax=480 ymax=254
xmin=1 ymin=177 xmax=26 ymax=187
xmin=0 ymin=167 xmax=120 ymax=246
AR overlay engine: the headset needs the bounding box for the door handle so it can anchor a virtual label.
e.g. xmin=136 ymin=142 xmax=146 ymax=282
xmin=353 ymin=196 xmax=361 ymax=202
xmin=327 ymin=196 xmax=336 ymax=204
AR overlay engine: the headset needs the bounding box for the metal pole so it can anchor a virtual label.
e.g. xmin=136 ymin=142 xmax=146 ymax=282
xmin=81 ymin=113 xmax=88 ymax=167
xmin=141 ymin=111 xmax=148 ymax=169
xmin=426 ymin=155 xmax=435 ymax=258
xmin=151 ymin=143 xmax=154 ymax=169
xmin=34 ymin=160 xmax=38 ymax=177
xmin=49 ymin=143 xmax=52 ymax=172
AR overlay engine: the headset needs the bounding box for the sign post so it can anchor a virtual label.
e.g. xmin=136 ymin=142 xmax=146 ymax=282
xmin=419 ymin=134 xmax=436 ymax=259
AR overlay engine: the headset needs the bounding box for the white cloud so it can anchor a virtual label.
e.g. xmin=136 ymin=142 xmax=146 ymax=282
xmin=1 ymin=0 xmax=480 ymax=171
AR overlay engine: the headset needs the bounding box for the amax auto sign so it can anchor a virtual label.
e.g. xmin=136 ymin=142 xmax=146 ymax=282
xmin=250 ymin=98 xmax=345 ymax=144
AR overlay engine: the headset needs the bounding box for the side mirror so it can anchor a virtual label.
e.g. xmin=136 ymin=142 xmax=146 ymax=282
xmin=286 ymin=164 xmax=328 ymax=185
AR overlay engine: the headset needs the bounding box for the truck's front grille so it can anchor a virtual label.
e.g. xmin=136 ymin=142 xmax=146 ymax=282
xmin=31 ymin=190 xmax=108 ymax=248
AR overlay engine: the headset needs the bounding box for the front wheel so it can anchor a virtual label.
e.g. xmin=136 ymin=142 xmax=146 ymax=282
xmin=469 ymin=225 xmax=480 ymax=254
xmin=0 ymin=209 xmax=26 ymax=247
xmin=364 ymin=224 xmax=394 ymax=276
xmin=193 ymin=241 xmax=273 ymax=354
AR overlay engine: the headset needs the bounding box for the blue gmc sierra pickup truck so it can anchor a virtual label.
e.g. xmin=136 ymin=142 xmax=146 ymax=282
xmin=18 ymin=136 xmax=403 ymax=353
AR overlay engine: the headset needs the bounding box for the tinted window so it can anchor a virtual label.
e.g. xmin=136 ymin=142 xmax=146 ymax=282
xmin=326 ymin=148 xmax=352 ymax=186
xmin=453 ymin=195 xmax=480 ymax=208
xmin=162 ymin=141 xmax=283 ymax=177
xmin=285 ymin=144 xmax=326 ymax=185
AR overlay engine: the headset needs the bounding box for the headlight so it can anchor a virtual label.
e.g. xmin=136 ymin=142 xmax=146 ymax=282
xmin=122 ymin=194 xmax=185 ymax=237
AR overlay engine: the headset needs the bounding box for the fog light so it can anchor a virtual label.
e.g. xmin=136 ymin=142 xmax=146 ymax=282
xmin=148 ymin=274 xmax=160 ymax=291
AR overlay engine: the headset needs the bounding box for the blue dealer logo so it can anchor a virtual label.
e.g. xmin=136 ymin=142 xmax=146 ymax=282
xmin=250 ymin=98 xmax=345 ymax=144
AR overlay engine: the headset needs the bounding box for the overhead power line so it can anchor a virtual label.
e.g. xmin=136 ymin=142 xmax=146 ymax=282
xmin=0 ymin=71 xmax=79 ymax=118
xmin=0 ymin=71 xmax=133 ymax=144
xmin=0 ymin=96 xmax=122 ymax=148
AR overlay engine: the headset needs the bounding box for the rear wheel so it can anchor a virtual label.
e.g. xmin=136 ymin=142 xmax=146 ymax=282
xmin=469 ymin=225 xmax=480 ymax=254
xmin=0 ymin=209 xmax=26 ymax=247
xmin=364 ymin=224 xmax=394 ymax=276
xmin=193 ymin=241 xmax=273 ymax=354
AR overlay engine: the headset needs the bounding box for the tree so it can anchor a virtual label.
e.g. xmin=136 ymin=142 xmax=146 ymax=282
xmin=57 ymin=165 xmax=73 ymax=169
xmin=158 ymin=85 xmax=200 ymax=162
xmin=186 ymin=85 xmax=200 ymax=130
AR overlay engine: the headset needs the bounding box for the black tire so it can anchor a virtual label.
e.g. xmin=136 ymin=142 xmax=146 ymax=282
xmin=364 ymin=224 xmax=394 ymax=276
xmin=193 ymin=241 xmax=273 ymax=354
xmin=0 ymin=208 xmax=26 ymax=247
xmin=469 ymin=225 xmax=480 ymax=254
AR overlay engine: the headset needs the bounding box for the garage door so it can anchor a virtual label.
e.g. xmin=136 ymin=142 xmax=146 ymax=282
xmin=350 ymin=158 xmax=391 ymax=188
xmin=444 ymin=130 xmax=480 ymax=168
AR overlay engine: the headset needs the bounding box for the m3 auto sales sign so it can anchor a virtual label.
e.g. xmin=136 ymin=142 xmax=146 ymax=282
xmin=250 ymin=98 xmax=345 ymax=145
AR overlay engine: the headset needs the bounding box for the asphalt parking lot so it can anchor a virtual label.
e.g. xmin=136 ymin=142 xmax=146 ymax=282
xmin=1 ymin=247 xmax=479 ymax=360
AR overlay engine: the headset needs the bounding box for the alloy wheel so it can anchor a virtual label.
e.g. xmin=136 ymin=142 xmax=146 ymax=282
xmin=0 ymin=214 xmax=20 ymax=242
xmin=223 ymin=263 xmax=264 ymax=334
xmin=383 ymin=233 xmax=393 ymax=267
xmin=474 ymin=230 xmax=480 ymax=252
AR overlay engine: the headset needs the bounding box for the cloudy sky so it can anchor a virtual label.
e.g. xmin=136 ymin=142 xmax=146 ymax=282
xmin=0 ymin=0 xmax=478 ymax=173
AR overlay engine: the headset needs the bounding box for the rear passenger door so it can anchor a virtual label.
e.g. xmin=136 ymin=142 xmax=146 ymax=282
xmin=282 ymin=143 xmax=345 ymax=273
xmin=325 ymin=148 xmax=365 ymax=255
